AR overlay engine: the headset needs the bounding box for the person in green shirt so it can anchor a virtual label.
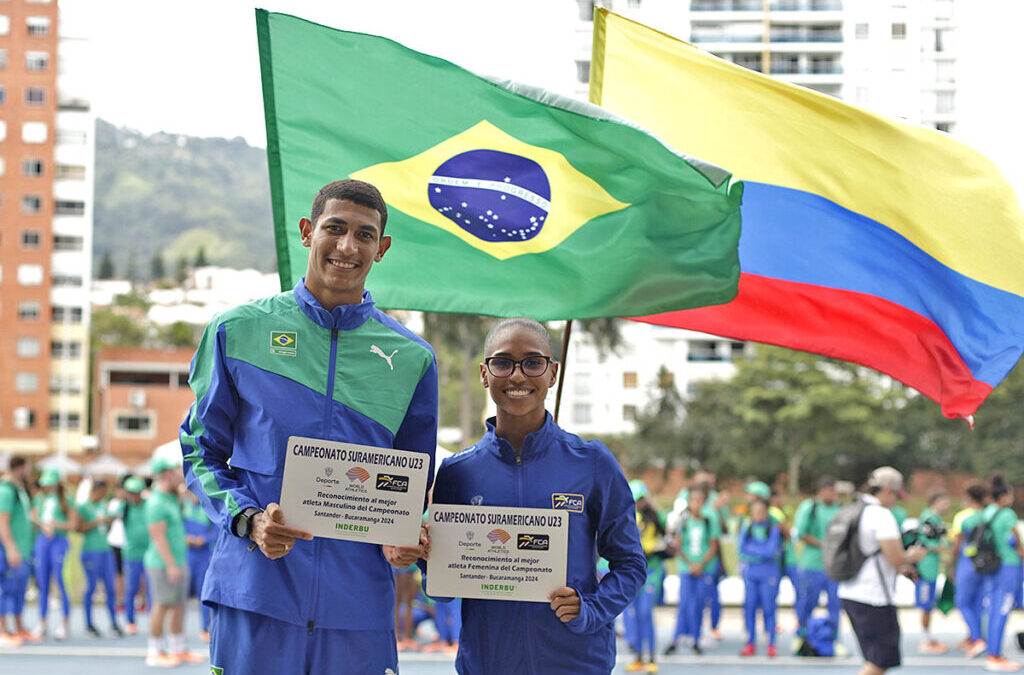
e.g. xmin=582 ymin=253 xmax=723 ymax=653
xmin=914 ymin=491 xmax=950 ymax=655
xmin=30 ymin=468 xmax=76 ymax=641
xmin=794 ymin=477 xmax=841 ymax=640
xmin=972 ymin=474 xmax=1022 ymax=671
xmin=144 ymin=456 xmax=203 ymax=667
xmin=668 ymin=485 xmax=721 ymax=655
xmin=949 ymin=483 xmax=988 ymax=653
xmin=78 ymin=479 xmax=122 ymax=637
xmin=120 ymin=476 xmax=150 ymax=634
xmin=0 ymin=456 xmax=34 ymax=647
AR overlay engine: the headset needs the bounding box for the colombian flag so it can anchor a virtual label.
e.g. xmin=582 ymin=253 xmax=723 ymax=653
xmin=592 ymin=9 xmax=1024 ymax=419
xmin=257 ymin=10 xmax=742 ymax=321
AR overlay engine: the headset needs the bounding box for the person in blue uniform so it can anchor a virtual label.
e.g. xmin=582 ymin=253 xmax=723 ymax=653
xmin=739 ymin=498 xmax=782 ymax=657
xmin=625 ymin=480 xmax=668 ymax=673
xmin=182 ymin=488 xmax=217 ymax=641
xmin=426 ymin=317 xmax=646 ymax=674
xmin=949 ymin=483 xmax=988 ymax=656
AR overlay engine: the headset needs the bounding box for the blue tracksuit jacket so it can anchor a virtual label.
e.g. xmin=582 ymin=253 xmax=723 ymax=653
xmin=180 ymin=281 xmax=438 ymax=631
xmin=430 ymin=414 xmax=646 ymax=674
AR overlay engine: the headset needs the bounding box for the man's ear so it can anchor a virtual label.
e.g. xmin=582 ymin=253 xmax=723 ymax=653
xmin=299 ymin=217 xmax=313 ymax=247
xmin=375 ymin=235 xmax=392 ymax=262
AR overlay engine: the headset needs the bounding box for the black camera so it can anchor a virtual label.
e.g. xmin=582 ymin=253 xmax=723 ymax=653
xmin=902 ymin=520 xmax=947 ymax=548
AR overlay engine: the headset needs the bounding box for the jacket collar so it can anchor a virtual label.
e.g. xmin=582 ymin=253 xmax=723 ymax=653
xmin=293 ymin=278 xmax=376 ymax=330
xmin=481 ymin=412 xmax=558 ymax=465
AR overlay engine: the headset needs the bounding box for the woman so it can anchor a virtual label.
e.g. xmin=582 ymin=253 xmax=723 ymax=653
xmin=968 ymin=474 xmax=1021 ymax=672
xmin=625 ymin=480 xmax=667 ymax=673
xmin=950 ymin=483 xmax=989 ymax=655
xmin=428 ymin=317 xmax=646 ymax=674
xmin=738 ymin=498 xmax=782 ymax=657
xmin=30 ymin=469 xmax=75 ymax=640
xmin=77 ymin=479 xmax=123 ymax=637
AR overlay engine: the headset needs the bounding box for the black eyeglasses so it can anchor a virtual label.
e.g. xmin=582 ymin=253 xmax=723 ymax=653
xmin=483 ymin=356 xmax=552 ymax=378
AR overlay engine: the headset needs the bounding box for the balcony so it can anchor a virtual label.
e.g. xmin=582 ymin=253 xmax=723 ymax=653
xmin=771 ymin=1 xmax=843 ymax=9
xmin=770 ymin=65 xmax=844 ymax=74
xmin=692 ymin=34 xmax=764 ymax=43
xmin=692 ymin=0 xmax=764 ymax=10
xmin=771 ymin=31 xmax=842 ymax=42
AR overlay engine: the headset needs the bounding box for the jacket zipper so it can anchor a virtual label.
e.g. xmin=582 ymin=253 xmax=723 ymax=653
xmin=515 ymin=439 xmax=538 ymax=674
xmin=308 ymin=327 xmax=339 ymax=636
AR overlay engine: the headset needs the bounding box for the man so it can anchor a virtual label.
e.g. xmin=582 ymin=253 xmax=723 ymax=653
xmin=915 ymin=491 xmax=950 ymax=654
xmin=0 ymin=457 xmax=34 ymax=646
xmin=670 ymin=485 xmax=721 ymax=655
xmin=121 ymin=476 xmax=150 ymax=635
xmin=839 ymin=467 xmax=926 ymax=675
xmin=144 ymin=456 xmax=203 ymax=667
xmin=180 ymin=179 xmax=438 ymax=674
xmin=77 ymin=479 xmax=123 ymax=637
xmin=794 ymin=477 xmax=841 ymax=645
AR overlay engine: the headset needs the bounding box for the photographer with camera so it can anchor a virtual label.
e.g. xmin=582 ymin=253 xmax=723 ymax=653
xmin=837 ymin=467 xmax=926 ymax=675
xmin=910 ymin=492 xmax=950 ymax=654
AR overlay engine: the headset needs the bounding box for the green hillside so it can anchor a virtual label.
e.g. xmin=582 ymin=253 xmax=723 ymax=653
xmin=93 ymin=119 xmax=277 ymax=276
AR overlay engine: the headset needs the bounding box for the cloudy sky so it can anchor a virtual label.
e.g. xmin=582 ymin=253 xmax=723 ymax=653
xmin=63 ymin=0 xmax=1022 ymax=199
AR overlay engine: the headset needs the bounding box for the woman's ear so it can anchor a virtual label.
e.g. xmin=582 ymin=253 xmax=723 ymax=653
xmin=480 ymin=363 xmax=489 ymax=388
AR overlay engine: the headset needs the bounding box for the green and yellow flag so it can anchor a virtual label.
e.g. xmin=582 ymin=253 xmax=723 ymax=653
xmin=257 ymin=10 xmax=742 ymax=320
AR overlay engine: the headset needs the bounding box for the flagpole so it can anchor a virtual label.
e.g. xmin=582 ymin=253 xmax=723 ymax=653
xmin=553 ymin=319 xmax=572 ymax=424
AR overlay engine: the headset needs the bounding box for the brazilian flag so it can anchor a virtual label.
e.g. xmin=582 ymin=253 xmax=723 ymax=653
xmin=257 ymin=10 xmax=742 ymax=320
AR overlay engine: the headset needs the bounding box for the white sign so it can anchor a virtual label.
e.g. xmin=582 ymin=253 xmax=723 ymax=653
xmin=427 ymin=504 xmax=568 ymax=602
xmin=279 ymin=436 xmax=430 ymax=546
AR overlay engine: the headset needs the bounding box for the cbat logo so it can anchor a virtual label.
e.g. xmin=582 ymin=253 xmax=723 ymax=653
xmin=486 ymin=529 xmax=511 ymax=544
xmin=351 ymin=120 xmax=628 ymax=260
xmin=552 ymin=493 xmax=584 ymax=513
xmin=376 ymin=473 xmax=410 ymax=493
xmin=517 ymin=533 xmax=550 ymax=551
xmin=270 ymin=331 xmax=297 ymax=356
xmin=346 ymin=467 xmax=371 ymax=483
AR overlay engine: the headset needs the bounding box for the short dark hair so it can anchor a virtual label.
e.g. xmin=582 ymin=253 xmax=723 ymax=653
xmin=966 ymin=483 xmax=988 ymax=504
xmin=483 ymin=317 xmax=553 ymax=356
xmin=310 ymin=179 xmax=388 ymax=233
xmin=817 ymin=476 xmax=836 ymax=491
xmin=8 ymin=456 xmax=26 ymax=471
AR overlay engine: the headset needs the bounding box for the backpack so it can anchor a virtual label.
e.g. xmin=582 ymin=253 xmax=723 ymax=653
xmin=965 ymin=509 xmax=1002 ymax=575
xmin=823 ymin=500 xmax=868 ymax=581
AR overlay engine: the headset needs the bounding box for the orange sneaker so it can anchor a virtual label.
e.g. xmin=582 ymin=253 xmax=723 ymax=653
xmin=967 ymin=640 xmax=989 ymax=659
xmin=17 ymin=630 xmax=42 ymax=644
xmin=199 ymin=630 xmax=210 ymax=643
xmin=0 ymin=632 xmax=23 ymax=648
xmin=986 ymin=656 xmax=1022 ymax=672
xmin=174 ymin=650 xmax=207 ymax=664
xmin=144 ymin=652 xmax=179 ymax=668
xmin=124 ymin=623 xmax=138 ymax=636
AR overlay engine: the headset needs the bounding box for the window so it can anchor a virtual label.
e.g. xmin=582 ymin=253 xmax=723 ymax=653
xmin=55 ymin=164 xmax=85 ymax=180
xmin=25 ymin=87 xmax=45 ymax=105
xmin=52 ymin=274 xmax=83 ymax=287
xmin=55 ymin=200 xmax=85 ymax=215
xmin=733 ymin=53 xmax=763 ymax=72
xmin=688 ymin=339 xmax=722 ymax=361
xmin=0 ymin=120 xmax=6 ymax=141
xmin=623 ymin=371 xmax=638 ymax=389
xmin=0 ymin=15 xmax=9 ymax=35
xmin=623 ymin=405 xmax=637 ymax=422
xmin=13 ymin=408 xmax=36 ymax=430
xmin=114 ymin=412 xmax=155 ymax=437
xmin=49 ymin=375 xmax=82 ymax=394
xmin=26 ymin=16 xmax=50 ymax=36
xmin=52 ymin=305 xmax=83 ymax=322
xmin=17 ymin=264 xmax=43 ymax=285
xmin=22 ymin=195 xmax=42 ymax=213
xmin=731 ymin=341 xmax=746 ymax=358
xmin=935 ymin=122 xmax=952 ymax=133
xmin=51 ymin=340 xmax=83 ymax=358
xmin=0 ymin=49 xmax=7 ymax=69
xmin=574 ymin=372 xmax=591 ymax=396
xmin=575 ymin=59 xmax=590 ymax=83
xmin=16 ymin=337 xmax=40 ymax=358
xmin=935 ymin=28 xmax=954 ymax=52
xmin=23 ymin=159 xmax=43 ymax=177
xmin=855 ymin=22 xmax=869 ymax=39
xmin=0 ymin=157 xmax=4 ymax=175
xmin=573 ymin=404 xmax=592 ymax=425
xmin=18 ymin=301 xmax=41 ymax=320
xmin=15 ymin=372 xmax=39 ymax=393
xmin=25 ymin=51 xmax=49 ymax=71
xmin=54 ymin=235 xmax=83 ymax=251
xmin=891 ymin=23 xmax=906 ymax=39
xmin=49 ymin=412 xmax=81 ymax=430
xmin=22 ymin=121 xmax=47 ymax=143
xmin=936 ymin=91 xmax=955 ymax=114
xmin=20 ymin=230 xmax=41 ymax=248
xmin=577 ymin=0 xmax=595 ymax=21
xmin=56 ymin=129 xmax=86 ymax=145
xmin=0 ymin=86 xmax=5 ymax=103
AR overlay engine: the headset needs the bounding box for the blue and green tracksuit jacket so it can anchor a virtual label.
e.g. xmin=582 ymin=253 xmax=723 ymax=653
xmin=430 ymin=414 xmax=646 ymax=674
xmin=180 ymin=280 xmax=438 ymax=631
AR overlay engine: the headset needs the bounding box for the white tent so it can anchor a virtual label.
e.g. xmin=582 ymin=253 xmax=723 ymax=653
xmin=83 ymin=453 xmax=129 ymax=477
xmin=152 ymin=439 xmax=184 ymax=465
xmin=37 ymin=454 xmax=82 ymax=475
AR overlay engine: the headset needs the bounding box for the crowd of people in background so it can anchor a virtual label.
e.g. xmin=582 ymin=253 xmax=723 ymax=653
xmin=620 ymin=469 xmax=1024 ymax=674
xmin=0 ymin=454 xmax=211 ymax=667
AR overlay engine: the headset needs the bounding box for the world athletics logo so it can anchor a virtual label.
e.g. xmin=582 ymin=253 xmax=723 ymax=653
xmin=346 ymin=467 xmax=370 ymax=483
xmin=428 ymin=149 xmax=550 ymax=243
xmin=486 ymin=529 xmax=511 ymax=545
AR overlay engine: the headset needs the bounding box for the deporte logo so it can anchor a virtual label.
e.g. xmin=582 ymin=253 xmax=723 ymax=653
xmin=517 ymin=533 xmax=550 ymax=551
xmin=376 ymin=473 xmax=409 ymax=493
xmin=346 ymin=467 xmax=371 ymax=483
xmin=551 ymin=493 xmax=584 ymax=513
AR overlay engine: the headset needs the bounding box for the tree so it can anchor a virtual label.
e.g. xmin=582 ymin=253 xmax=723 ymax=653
xmin=175 ymin=255 xmax=189 ymax=285
xmin=627 ymin=365 xmax=687 ymax=471
xmin=150 ymin=251 xmax=166 ymax=281
xmin=194 ymin=246 xmax=208 ymax=268
xmin=163 ymin=321 xmax=198 ymax=348
xmin=91 ymin=308 xmax=147 ymax=348
xmin=98 ymin=250 xmax=115 ymax=280
xmin=125 ymin=252 xmax=139 ymax=285
xmin=422 ymin=313 xmax=492 ymax=446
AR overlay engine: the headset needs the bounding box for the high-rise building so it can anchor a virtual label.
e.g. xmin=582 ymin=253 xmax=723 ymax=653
xmin=0 ymin=0 xmax=93 ymax=458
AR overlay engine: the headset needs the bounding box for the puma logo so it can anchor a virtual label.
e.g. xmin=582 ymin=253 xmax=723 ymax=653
xmin=370 ymin=345 xmax=398 ymax=370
